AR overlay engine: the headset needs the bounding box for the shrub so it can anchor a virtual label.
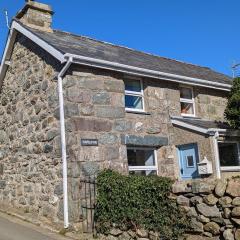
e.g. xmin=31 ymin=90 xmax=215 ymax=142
xmin=224 ymin=77 xmax=240 ymax=129
xmin=95 ymin=170 xmax=189 ymax=239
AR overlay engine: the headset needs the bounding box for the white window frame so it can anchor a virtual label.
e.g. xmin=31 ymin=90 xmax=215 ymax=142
xmin=218 ymin=140 xmax=240 ymax=171
xmin=127 ymin=147 xmax=158 ymax=175
xmin=124 ymin=77 xmax=145 ymax=113
xmin=180 ymin=86 xmax=195 ymax=117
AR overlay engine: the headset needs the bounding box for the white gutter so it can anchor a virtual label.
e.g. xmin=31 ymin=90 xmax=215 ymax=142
xmin=171 ymin=119 xmax=209 ymax=134
xmin=171 ymin=118 xmax=240 ymax=137
xmin=64 ymin=53 xmax=232 ymax=91
xmin=213 ymin=131 xmax=221 ymax=179
xmin=57 ymin=57 xmax=73 ymax=228
xmin=208 ymin=128 xmax=240 ymax=136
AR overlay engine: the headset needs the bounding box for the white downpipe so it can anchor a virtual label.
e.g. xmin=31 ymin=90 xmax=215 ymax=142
xmin=57 ymin=57 xmax=73 ymax=228
xmin=213 ymin=131 xmax=221 ymax=179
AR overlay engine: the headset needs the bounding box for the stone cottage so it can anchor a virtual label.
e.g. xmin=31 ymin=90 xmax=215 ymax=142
xmin=0 ymin=0 xmax=239 ymax=229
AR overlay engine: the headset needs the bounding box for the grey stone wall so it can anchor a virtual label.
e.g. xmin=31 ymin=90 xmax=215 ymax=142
xmin=61 ymin=68 xmax=183 ymax=224
xmin=171 ymin=126 xmax=216 ymax=179
xmin=98 ymin=178 xmax=240 ymax=240
xmin=0 ymin=35 xmax=63 ymax=227
xmin=16 ymin=1 xmax=53 ymax=33
xmin=173 ymin=178 xmax=240 ymax=240
xmin=194 ymin=87 xmax=228 ymax=121
xmin=62 ymin=66 xmax=231 ymax=210
xmin=62 ymin=68 xmax=181 ymax=181
xmin=62 ymin=67 xmax=127 ymax=170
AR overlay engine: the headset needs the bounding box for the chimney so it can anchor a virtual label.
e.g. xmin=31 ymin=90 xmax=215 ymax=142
xmin=15 ymin=0 xmax=54 ymax=32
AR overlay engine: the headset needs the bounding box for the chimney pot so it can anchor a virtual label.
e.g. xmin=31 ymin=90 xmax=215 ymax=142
xmin=16 ymin=1 xmax=54 ymax=32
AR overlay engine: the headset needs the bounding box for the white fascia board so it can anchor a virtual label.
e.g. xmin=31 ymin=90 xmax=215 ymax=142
xmin=0 ymin=61 xmax=8 ymax=88
xmin=171 ymin=119 xmax=209 ymax=134
xmin=0 ymin=21 xmax=65 ymax=85
xmin=0 ymin=28 xmax=17 ymax=87
xmin=64 ymin=53 xmax=232 ymax=92
xmin=171 ymin=119 xmax=240 ymax=137
xmin=209 ymin=128 xmax=240 ymax=137
xmin=128 ymin=166 xmax=157 ymax=171
xmin=220 ymin=166 xmax=240 ymax=172
xmin=12 ymin=21 xmax=65 ymax=63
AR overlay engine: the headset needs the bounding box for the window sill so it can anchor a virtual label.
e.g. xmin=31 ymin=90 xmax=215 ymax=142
xmin=181 ymin=114 xmax=196 ymax=118
xmin=220 ymin=166 xmax=240 ymax=172
xmin=126 ymin=110 xmax=151 ymax=115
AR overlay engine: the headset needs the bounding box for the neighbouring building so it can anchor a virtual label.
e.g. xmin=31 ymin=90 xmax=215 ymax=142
xmin=0 ymin=0 xmax=239 ymax=229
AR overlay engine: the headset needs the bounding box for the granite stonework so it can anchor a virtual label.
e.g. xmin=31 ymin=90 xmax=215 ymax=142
xmin=62 ymin=66 xmax=231 ymax=182
xmin=62 ymin=68 xmax=181 ymax=184
xmin=170 ymin=126 xmax=216 ymax=179
xmin=59 ymin=68 xmax=185 ymax=228
xmin=172 ymin=179 xmax=240 ymax=240
xmin=98 ymin=179 xmax=240 ymax=240
xmin=0 ymin=35 xmax=64 ymax=227
xmin=16 ymin=1 xmax=53 ymax=33
xmin=195 ymin=87 xmax=228 ymax=121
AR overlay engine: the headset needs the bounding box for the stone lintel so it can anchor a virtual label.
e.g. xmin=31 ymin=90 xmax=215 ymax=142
xmin=70 ymin=117 xmax=112 ymax=132
xmin=121 ymin=134 xmax=168 ymax=147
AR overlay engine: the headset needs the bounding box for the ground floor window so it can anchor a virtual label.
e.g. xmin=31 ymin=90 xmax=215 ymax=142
xmin=127 ymin=147 xmax=158 ymax=176
xmin=218 ymin=142 xmax=240 ymax=168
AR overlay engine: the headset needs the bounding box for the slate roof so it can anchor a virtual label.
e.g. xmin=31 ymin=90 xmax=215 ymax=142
xmin=20 ymin=21 xmax=232 ymax=86
xmin=171 ymin=117 xmax=231 ymax=130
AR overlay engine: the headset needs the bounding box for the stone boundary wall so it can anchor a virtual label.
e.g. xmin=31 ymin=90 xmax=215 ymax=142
xmin=172 ymin=178 xmax=240 ymax=240
xmin=97 ymin=178 xmax=240 ymax=240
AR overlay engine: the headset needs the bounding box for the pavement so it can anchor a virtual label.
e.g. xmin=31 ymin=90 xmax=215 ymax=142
xmin=0 ymin=211 xmax=72 ymax=240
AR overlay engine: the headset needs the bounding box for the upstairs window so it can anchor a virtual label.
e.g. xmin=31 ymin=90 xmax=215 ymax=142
xmin=180 ymin=86 xmax=195 ymax=116
xmin=127 ymin=148 xmax=158 ymax=176
xmin=124 ymin=78 xmax=144 ymax=112
xmin=218 ymin=142 xmax=240 ymax=169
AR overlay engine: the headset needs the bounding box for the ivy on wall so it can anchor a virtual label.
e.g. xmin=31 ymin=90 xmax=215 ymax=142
xmin=95 ymin=170 xmax=189 ymax=239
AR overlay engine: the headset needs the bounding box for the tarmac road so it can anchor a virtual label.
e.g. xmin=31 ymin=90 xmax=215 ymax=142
xmin=0 ymin=212 xmax=71 ymax=240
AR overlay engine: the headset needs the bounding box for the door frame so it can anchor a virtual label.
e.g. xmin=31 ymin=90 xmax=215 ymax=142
xmin=177 ymin=143 xmax=200 ymax=180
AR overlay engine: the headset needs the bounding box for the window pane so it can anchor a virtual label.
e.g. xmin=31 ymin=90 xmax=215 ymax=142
xmin=186 ymin=155 xmax=194 ymax=167
xmin=180 ymin=87 xmax=193 ymax=99
xmin=181 ymin=102 xmax=194 ymax=115
xmin=125 ymin=95 xmax=143 ymax=110
xmin=127 ymin=149 xmax=155 ymax=166
xmin=219 ymin=142 xmax=239 ymax=166
xmin=129 ymin=170 xmax=157 ymax=176
xmin=125 ymin=79 xmax=141 ymax=92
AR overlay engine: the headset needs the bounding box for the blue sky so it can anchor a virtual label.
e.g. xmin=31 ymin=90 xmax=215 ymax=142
xmin=0 ymin=0 xmax=239 ymax=76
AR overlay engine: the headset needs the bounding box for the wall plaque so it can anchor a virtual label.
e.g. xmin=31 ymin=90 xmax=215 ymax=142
xmin=81 ymin=139 xmax=98 ymax=146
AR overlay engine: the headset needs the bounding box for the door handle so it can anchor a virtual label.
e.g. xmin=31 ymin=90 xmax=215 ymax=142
xmin=181 ymin=168 xmax=183 ymax=174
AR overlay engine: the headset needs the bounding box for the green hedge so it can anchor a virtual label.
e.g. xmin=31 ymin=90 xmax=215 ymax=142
xmin=224 ymin=77 xmax=240 ymax=129
xmin=95 ymin=170 xmax=189 ymax=239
